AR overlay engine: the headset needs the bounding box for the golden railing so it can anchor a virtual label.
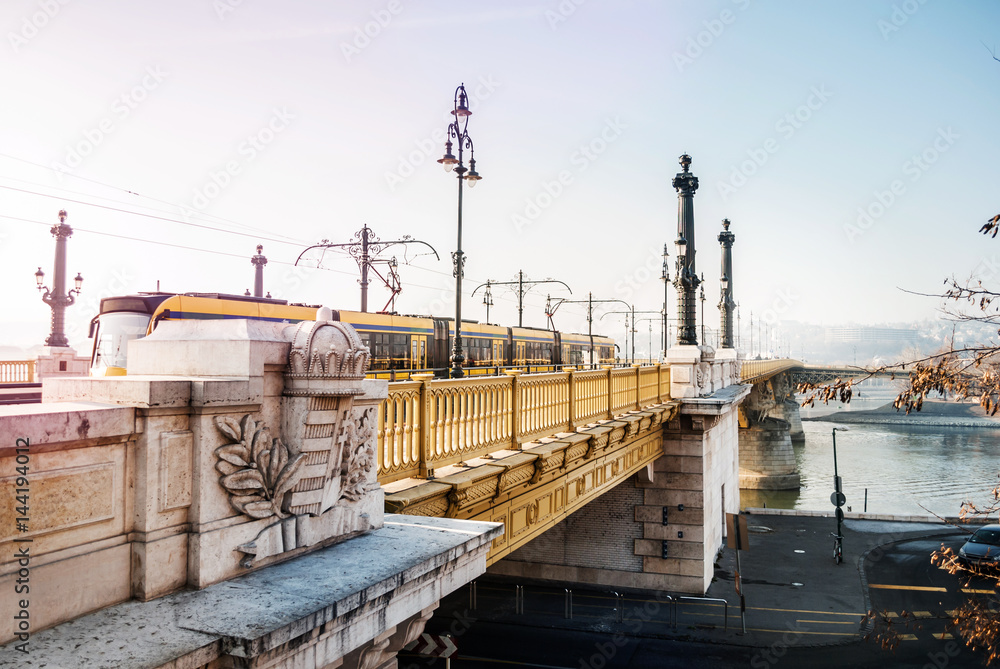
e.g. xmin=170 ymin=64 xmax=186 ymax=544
xmin=377 ymin=364 xmax=671 ymax=482
xmin=739 ymin=358 xmax=803 ymax=384
xmin=0 ymin=360 xmax=35 ymax=384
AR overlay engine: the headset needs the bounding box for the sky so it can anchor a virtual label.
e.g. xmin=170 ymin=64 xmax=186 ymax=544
xmin=1 ymin=0 xmax=998 ymax=356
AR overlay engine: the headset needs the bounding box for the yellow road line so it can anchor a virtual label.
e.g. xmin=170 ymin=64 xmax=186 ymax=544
xmin=746 ymin=628 xmax=857 ymax=637
xmin=749 ymin=606 xmax=865 ymax=617
xmin=912 ymin=611 xmax=933 ymax=618
xmin=796 ymin=619 xmax=859 ymax=625
xmin=869 ymin=584 xmax=947 ymax=592
xmin=898 ymin=634 xmax=919 ymax=641
xmin=962 ymin=588 xmax=995 ymax=594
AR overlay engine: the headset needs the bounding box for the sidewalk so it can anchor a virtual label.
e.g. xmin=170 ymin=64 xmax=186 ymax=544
xmin=430 ymin=512 xmax=967 ymax=649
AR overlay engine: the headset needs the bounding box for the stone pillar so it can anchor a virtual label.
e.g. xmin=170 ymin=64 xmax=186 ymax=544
xmin=738 ymin=417 xmax=800 ymax=490
xmin=35 ymin=345 xmax=90 ymax=379
xmin=772 ymin=398 xmax=805 ymax=443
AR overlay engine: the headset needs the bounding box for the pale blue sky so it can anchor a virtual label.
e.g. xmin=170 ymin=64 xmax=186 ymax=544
xmin=1 ymin=0 xmax=998 ymax=351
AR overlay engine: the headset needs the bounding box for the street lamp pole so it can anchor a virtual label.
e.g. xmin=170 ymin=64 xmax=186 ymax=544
xmin=35 ymin=210 xmax=83 ymax=348
xmin=831 ymin=426 xmax=849 ymax=563
xmin=661 ymin=244 xmax=669 ymax=360
xmin=438 ymin=83 xmax=482 ymax=378
xmin=672 ymin=155 xmax=701 ymax=346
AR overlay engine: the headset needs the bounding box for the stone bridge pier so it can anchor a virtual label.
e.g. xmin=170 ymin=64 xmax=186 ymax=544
xmin=738 ymin=371 xmax=803 ymax=490
xmin=491 ymin=346 xmax=749 ymax=594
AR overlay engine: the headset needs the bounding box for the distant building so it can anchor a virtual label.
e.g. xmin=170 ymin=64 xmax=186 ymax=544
xmin=823 ymin=326 xmax=918 ymax=344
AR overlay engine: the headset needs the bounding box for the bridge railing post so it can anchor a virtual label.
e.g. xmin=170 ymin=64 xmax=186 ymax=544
xmin=633 ymin=363 xmax=641 ymax=410
xmin=603 ymin=365 xmax=614 ymax=420
xmin=566 ymin=367 xmax=577 ymax=433
xmin=413 ymin=373 xmax=436 ymax=479
xmin=504 ymin=369 xmax=522 ymax=450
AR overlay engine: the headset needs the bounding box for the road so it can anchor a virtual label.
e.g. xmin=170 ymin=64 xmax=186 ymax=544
xmin=403 ymin=518 xmax=993 ymax=668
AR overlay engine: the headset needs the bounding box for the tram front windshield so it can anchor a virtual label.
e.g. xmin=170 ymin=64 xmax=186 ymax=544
xmin=92 ymin=312 xmax=152 ymax=371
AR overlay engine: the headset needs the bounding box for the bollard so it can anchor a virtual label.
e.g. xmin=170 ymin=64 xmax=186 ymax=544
xmin=515 ymin=585 xmax=524 ymax=615
xmin=564 ymin=588 xmax=573 ymax=619
xmin=469 ymin=580 xmax=477 ymax=610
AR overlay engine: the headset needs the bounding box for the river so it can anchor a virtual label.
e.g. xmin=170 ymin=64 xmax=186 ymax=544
xmin=739 ymin=390 xmax=1000 ymax=517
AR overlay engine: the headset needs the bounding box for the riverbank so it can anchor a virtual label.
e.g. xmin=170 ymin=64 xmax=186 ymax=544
xmin=803 ymin=398 xmax=1000 ymax=428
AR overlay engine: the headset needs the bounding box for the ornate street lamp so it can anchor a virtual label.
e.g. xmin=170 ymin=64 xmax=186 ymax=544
xmin=718 ymin=219 xmax=736 ymax=348
xmin=36 ymin=210 xmax=83 ymax=347
xmin=831 ymin=426 xmax=849 ymax=563
xmin=438 ymin=83 xmax=482 ymax=378
xmin=672 ymin=155 xmax=701 ymax=346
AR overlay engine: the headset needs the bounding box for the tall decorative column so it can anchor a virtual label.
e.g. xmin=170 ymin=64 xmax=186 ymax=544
xmin=717 ymin=219 xmax=736 ymax=349
xmin=251 ymin=245 xmax=267 ymax=298
xmin=672 ymin=155 xmax=701 ymax=346
xmin=36 ymin=210 xmax=83 ymax=348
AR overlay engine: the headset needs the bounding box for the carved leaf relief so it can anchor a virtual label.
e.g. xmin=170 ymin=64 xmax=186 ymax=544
xmin=214 ymin=415 xmax=306 ymax=519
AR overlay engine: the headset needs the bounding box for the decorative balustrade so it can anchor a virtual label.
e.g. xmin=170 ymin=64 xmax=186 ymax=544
xmin=0 ymin=360 xmax=35 ymax=383
xmin=377 ymin=364 xmax=671 ymax=482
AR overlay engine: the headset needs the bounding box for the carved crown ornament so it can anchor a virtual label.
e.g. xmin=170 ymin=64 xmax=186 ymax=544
xmin=287 ymin=319 xmax=370 ymax=380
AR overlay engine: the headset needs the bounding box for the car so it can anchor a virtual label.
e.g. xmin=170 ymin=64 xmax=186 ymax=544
xmin=958 ymin=524 xmax=1000 ymax=570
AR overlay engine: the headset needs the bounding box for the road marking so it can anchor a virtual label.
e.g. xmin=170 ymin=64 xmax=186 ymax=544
xmin=946 ymin=610 xmax=958 ymax=617
xmin=962 ymin=588 xmax=995 ymax=594
xmin=898 ymin=634 xmax=919 ymax=642
xmin=749 ymin=606 xmax=865 ymax=617
xmin=796 ymin=619 xmax=859 ymax=625
xmin=869 ymin=584 xmax=948 ymax=592
xmin=912 ymin=611 xmax=933 ymax=618
xmin=747 ymin=627 xmax=857 ymax=637
xmin=459 ymin=657 xmax=575 ymax=669
xmin=938 ymin=631 xmax=955 ymax=640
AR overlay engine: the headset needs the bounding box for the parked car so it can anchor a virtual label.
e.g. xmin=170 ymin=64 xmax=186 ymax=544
xmin=958 ymin=525 xmax=1000 ymax=570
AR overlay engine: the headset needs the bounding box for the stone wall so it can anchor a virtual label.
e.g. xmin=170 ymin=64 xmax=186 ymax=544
xmin=738 ymin=417 xmax=800 ymax=490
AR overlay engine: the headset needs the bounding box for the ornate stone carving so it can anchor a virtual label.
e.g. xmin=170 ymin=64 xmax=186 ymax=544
xmin=214 ymin=415 xmax=305 ymax=519
xmin=340 ymin=407 xmax=376 ymax=502
xmin=287 ymin=319 xmax=370 ymax=380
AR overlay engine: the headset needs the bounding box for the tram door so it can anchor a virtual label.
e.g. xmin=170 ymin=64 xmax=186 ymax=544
xmin=515 ymin=341 xmax=525 ymax=366
xmin=411 ymin=335 xmax=427 ymax=369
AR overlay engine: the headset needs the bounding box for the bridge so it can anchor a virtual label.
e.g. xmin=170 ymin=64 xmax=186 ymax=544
xmin=1 ymin=329 xmax=876 ymax=668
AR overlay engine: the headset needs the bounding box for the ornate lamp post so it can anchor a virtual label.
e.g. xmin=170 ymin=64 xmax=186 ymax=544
xmin=831 ymin=426 xmax=849 ymax=563
xmin=251 ymin=245 xmax=267 ymax=298
xmin=35 ymin=210 xmax=83 ymax=347
xmin=661 ymin=244 xmax=669 ymax=359
xmin=718 ymin=219 xmax=736 ymax=348
xmin=672 ymin=155 xmax=701 ymax=346
xmin=438 ymin=83 xmax=482 ymax=378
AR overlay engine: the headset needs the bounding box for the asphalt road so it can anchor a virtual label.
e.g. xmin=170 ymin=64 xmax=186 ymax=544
xmin=405 ymin=517 xmax=995 ymax=668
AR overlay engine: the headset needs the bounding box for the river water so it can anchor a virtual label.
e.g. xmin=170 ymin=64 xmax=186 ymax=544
xmin=739 ymin=391 xmax=1000 ymax=517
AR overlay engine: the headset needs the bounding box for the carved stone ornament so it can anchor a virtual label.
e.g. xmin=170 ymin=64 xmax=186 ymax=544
xmin=339 ymin=407 xmax=376 ymax=502
xmin=215 ymin=415 xmax=305 ymax=519
xmin=287 ymin=319 xmax=370 ymax=379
